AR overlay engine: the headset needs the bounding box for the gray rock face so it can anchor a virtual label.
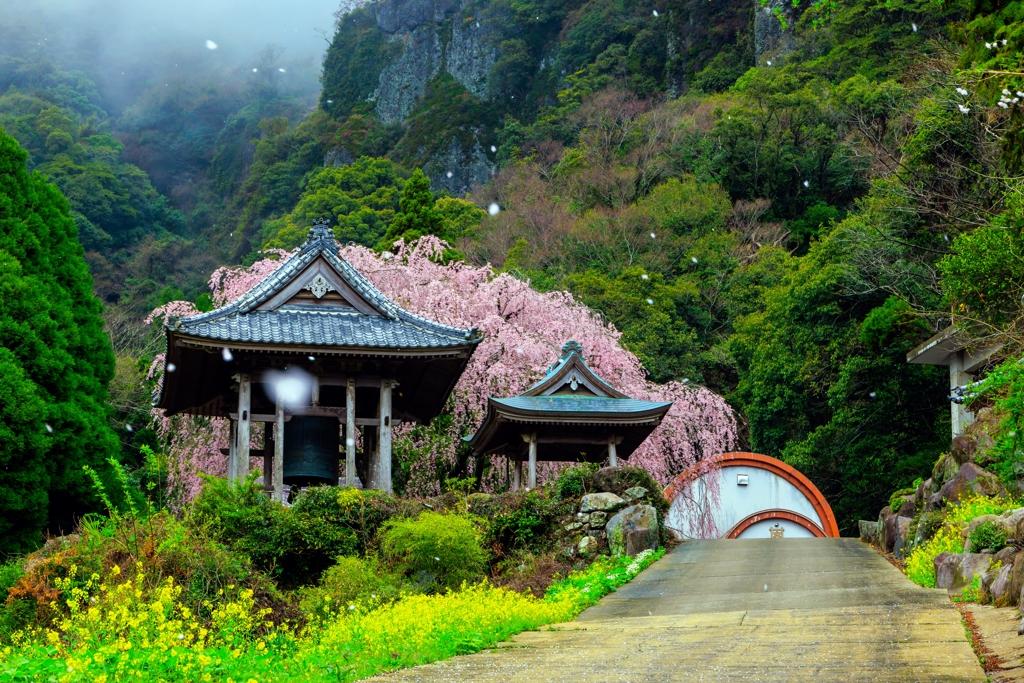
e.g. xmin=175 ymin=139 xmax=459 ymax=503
xmin=754 ymin=0 xmax=798 ymax=64
xmin=445 ymin=17 xmax=498 ymax=98
xmin=374 ymin=0 xmax=460 ymax=34
xmin=606 ymin=504 xmax=659 ymax=557
xmin=374 ymin=27 xmax=443 ymax=123
xmin=589 ymin=511 xmax=608 ymax=528
xmin=934 ymin=552 xmax=957 ymax=589
xmin=858 ymin=520 xmax=877 ymax=544
xmin=423 ymin=137 xmax=493 ymax=196
xmin=924 ymin=491 xmax=945 ymax=513
xmin=876 ymin=506 xmax=895 ymax=552
xmin=577 ymin=535 xmax=597 ymax=555
xmin=895 ymin=497 xmax=916 ymax=519
xmin=581 ymin=492 xmax=627 ymax=514
xmin=990 ymin=563 xmax=1014 ymax=605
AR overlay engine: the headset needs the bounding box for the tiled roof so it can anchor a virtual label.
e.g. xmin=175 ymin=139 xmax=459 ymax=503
xmin=492 ymin=395 xmax=672 ymax=417
xmin=167 ymin=223 xmax=479 ymax=350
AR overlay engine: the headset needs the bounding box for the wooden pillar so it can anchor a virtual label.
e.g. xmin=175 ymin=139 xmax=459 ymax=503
xmin=346 ymin=378 xmax=357 ymax=487
xmin=227 ymin=419 xmax=238 ymax=482
xmin=237 ymin=374 xmax=251 ymax=481
xmin=263 ymin=423 xmax=274 ymax=492
xmin=513 ymin=457 xmax=522 ymax=491
xmin=273 ymin=398 xmax=285 ymax=503
xmin=608 ymin=435 xmax=622 ymax=467
xmin=379 ymin=380 xmax=393 ymax=495
xmin=521 ymin=433 xmax=537 ymax=489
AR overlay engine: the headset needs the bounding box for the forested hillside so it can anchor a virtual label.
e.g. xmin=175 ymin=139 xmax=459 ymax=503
xmin=1 ymin=0 xmax=1022 ymax=541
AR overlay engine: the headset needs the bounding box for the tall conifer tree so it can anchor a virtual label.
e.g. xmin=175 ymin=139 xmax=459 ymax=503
xmin=0 ymin=127 xmax=120 ymax=553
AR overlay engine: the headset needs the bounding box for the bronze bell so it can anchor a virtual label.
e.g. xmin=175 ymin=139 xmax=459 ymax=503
xmin=283 ymin=416 xmax=339 ymax=485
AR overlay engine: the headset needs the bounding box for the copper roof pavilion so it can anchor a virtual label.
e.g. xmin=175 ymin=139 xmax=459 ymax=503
xmin=157 ymin=220 xmax=482 ymax=498
xmin=466 ymin=341 xmax=672 ymax=489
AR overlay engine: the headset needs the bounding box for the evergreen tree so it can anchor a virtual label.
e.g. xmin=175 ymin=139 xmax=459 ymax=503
xmin=0 ymin=127 xmax=120 ymax=553
xmin=378 ymin=169 xmax=442 ymax=249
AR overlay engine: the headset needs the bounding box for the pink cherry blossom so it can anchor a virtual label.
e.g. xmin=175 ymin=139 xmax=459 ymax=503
xmin=150 ymin=237 xmax=737 ymax=507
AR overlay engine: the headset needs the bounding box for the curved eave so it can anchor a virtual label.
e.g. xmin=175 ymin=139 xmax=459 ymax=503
xmin=168 ymin=331 xmax=480 ymax=357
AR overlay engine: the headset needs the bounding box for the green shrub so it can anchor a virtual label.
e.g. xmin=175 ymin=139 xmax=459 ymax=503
xmin=380 ymin=512 xmax=487 ymax=591
xmin=299 ymin=556 xmax=411 ymax=621
xmin=556 ymin=464 xmax=597 ymax=500
xmin=888 ymin=487 xmax=916 ymax=513
xmin=969 ymin=520 xmax=1006 ymax=552
xmin=0 ymin=559 xmax=23 ymax=601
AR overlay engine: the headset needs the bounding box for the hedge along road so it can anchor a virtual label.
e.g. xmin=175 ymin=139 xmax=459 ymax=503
xmin=377 ymin=538 xmax=985 ymax=682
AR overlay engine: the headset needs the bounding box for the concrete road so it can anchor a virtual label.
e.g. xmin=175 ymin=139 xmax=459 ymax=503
xmin=379 ymin=538 xmax=986 ymax=682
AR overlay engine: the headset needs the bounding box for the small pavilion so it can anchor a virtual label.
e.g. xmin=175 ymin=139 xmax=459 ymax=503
xmin=156 ymin=219 xmax=482 ymax=499
xmin=466 ymin=341 xmax=672 ymax=489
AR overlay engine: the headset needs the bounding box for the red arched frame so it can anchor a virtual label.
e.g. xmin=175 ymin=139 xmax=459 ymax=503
xmin=724 ymin=508 xmax=827 ymax=539
xmin=663 ymin=452 xmax=840 ymax=538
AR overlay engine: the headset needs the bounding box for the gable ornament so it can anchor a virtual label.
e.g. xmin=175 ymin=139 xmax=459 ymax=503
xmin=304 ymin=274 xmax=336 ymax=298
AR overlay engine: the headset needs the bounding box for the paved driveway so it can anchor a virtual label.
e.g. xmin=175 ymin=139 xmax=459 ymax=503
xmin=379 ymin=538 xmax=985 ymax=682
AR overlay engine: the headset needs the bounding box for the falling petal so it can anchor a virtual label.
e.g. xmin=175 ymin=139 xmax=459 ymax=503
xmin=911 ymin=23 xmax=918 ymax=32
xmin=222 ymin=348 xmax=234 ymax=362
xmin=382 ymin=251 xmax=393 ymax=260
xmin=206 ymin=39 xmax=218 ymax=50
xmin=490 ymin=145 xmax=497 ymax=152
xmin=682 ymin=378 xmax=689 ymax=384
xmin=650 ymin=232 xmax=656 ymax=238
xmin=956 ymin=87 xmax=968 ymax=96
xmin=985 ymin=42 xmax=992 ymax=49
xmin=45 ymin=424 xmax=53 ymax=433
xmin=308 ymin=356 xmax=315 ymax=361
xmin=652 ymin=9 xmax=659 ymax=15
xmin=346 ymin=437 xmax=356 ymax=447
xmin=641 ymin=273 xmax=649 ymax=280
xmin=488 ymin=203 xmax=501 ymax=216
xmin=803 ymin=180 xmax=810 ymax=187
xmin=943 ymin=234 xmax=949 ymax=242
xmin=869 ymin=391 xmax=877 ymax=398
xmin=279 ymin=68 xmax=286 ymax=73
xmin=166 ymin=363 xmax=176 ymax=372
xmin=446 ymin=171 xmax=453 ymax=178
xmin=326 ymin=99 xmax=333 ymax=104
xmin=126 ymin=425 xmax=133 ymax=432
xmin=691 ymin=256 xmax=699 ymax=264
xmin=645 ymin=298 xmax=654 ymax=305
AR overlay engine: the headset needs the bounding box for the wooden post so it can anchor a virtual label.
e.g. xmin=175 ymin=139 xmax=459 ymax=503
xmin=608 ymin=435 xmax=622 ymax=467
xmin=379 ymin=381 xmax=393 ymax=495
xmin=513 ymin=457 xmax=522 ymax=491
xmin=346 ymin=378 xmax=357 ymax=487
xmin=237 ymin=374 xmax=251 ymax=480
xmin=311 ymin=375 xmax=320 ymax=406
xmin=950 ymin=351 xmax=975 ymax=438
xmin=227 ymin=419 xmax=238 ymax=482
xmin=263 ymin=425 xmax=274 ymax=492
xmin=273 ymin=398 xmax=285 ymax=503
xmin=521 ymin=433 xmax=537 ymax=489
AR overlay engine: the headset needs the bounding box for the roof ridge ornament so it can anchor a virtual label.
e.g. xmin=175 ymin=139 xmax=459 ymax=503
xmin=307 ymin=217 xmax=335 ymax=244
xmin=561 ymin=340 xmax=585 ymax=359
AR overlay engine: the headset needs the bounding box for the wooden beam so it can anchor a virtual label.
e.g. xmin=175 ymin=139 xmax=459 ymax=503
xmin=237 ymin=374 xmax=251 ymax=480
xmin=229 ymin=409 xmax=380 ymax=426
xmin=513 ymin=457 xmax=522 ymax=491
xmin=346 ymin=378 xmax=356 ymax=487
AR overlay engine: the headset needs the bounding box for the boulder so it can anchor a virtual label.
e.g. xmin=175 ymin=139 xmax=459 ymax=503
xmin=934 ymin=553 xmax=991 ymax=591
xmin=992 ymin=546 xmax=1018 ymax=569
xmin=915 ymin=479 xmax=933 ymax=510
xmin=622 ymin=487 xmax=648 ymax=504
xmin=991 ymin=563 xmax=1015 ymax=607
xmin=606 ymin=504 xmax=659 ymax=557
xmin=577 ymin=535 xmax=598 ymax=556
xmin=858 ymin=520 xmax=878 ymax=544
xmin=924 ymin=492 xmax=945 ymax=513
xmin=913 ymin=512 xmax=942 ymax=547
xmin=580 ymin=492 xmax=626 ymax=514
xmin=964 ymin=514 xmax=1002 ymax=553
xmin=896 ymin=497 xmax=916 ymax=519
xmin=588 ymin=511 xmax=608 ymax=528
xmin=563 ymin=521 xmax=584 ymax=532
xmin=876 ymin=506 xmax=895 ymax=552
xmin=932 ymin=453 xmax=960 ymax=488
xmin=893 ymin=517 xmax=913 ymax=560
xmin=951 ymin=434 xmax=978 ymax=464
xmin=953 ymin=554 xmax=992 ymax=591
xmin=939 ymin=462 xmax=1006 ymax=503
xmin=592 ymin=467 xmax=636 ymax=495
xmin=935 ymin=552 xmax=957 ymax=589
xmin=1009 ymin=551 xmax=1024 ymax=605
